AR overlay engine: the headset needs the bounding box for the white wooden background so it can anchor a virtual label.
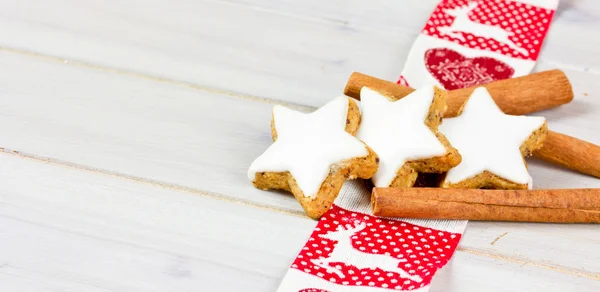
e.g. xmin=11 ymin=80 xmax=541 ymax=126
xmin=0 ymin=0 xmax=599 ymax=291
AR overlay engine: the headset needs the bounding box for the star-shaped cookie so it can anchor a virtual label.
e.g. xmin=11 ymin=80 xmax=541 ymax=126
xmin=355 ymin=86 xmax=461 ymax=188
xmin=439 ymin=87 xmax=548 ymax=189
xmin=248 ymin=96 xmax=379 ymax=219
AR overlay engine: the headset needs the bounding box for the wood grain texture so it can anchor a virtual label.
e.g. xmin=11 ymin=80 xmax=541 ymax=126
xmin=0 ymin=153 xmax=315 ymax=291
xmin=0 ymin=0 xmax=599 ymax=290
xmin=0 ymin=0 xmax=409 ymax=107
xmin=0 ymin=51 xmax=306 ymax=214
xmin=0 ymin=0 xmax=597 ymax=107
xmin=0 ymin=49 xmax=598 ymax=289
xmin=2 ymin=154 xmax=600 ymax=292
xmin=430 ymin=250 xmax=600 ymax=291
xmin=217 ymin=0 xmax=600 ymax=71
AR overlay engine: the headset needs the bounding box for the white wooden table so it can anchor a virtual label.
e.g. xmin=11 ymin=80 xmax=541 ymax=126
xmin=0 ymin=0 xmax=599 ymax=291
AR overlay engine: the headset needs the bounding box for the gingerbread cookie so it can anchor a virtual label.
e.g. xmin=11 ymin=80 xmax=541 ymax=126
xmin=355 ymin=86 xmax=461 ymax=188
xmin=439 ymin=87 xmax=547 ymax=189
xmin=248 ymin=96 xmax=379 ymax=219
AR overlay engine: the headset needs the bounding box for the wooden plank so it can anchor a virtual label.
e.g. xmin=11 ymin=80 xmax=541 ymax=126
xmin=0 ymin=51 xmax=304 ymax=214
xmin=460 ymin=222 xmax=600 ymax=276
xmin=218 ymin=0 xmax=434 ymax=33
xmin=0 ymin=0 xmax=410 ymax=107
xmin=0 ymin=0 xmax=597 ymax=110
xmin=2 ymin=153 xmax=599 ymax=291
xmin=430 ymin=251 xmax=600 ymax=291
xmin=2 ymin=0 xmax=598 ymax=142
xmin=217 ymin=0 xmax=600 ymax=71
xmin=0 ymin=0 xmax=599 ymax=284
xmin=1 ymin=49 xmax=600 ymax=276
xmin=0 ymin=153 xmax=315 ymax=291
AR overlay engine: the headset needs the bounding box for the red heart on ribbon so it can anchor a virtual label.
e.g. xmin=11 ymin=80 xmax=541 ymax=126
xmin=424 ymin=48 xmax=514 ymax=90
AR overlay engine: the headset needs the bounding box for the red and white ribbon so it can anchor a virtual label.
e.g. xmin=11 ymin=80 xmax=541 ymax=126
xmin=399 ymin=0 xmax=558 ymax=88
xmin=278 ymin=182 xmax=465 ymax=291
xmin=278 ymin=1 xmax=558 ymax=291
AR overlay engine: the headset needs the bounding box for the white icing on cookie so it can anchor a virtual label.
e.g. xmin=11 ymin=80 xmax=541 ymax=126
xmin=356 ymin=87 xmax=447 ymax=187
xmin=248 ymin=96 xmax=369 ymax=199
xmin=439 ymin=87 xmax=545 ymax=186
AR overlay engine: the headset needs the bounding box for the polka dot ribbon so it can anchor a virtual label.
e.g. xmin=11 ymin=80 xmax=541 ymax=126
xmin=278 ymin=1 xmax=559 ymax=291
xmin=398 ymin=0 xmax=558 ymax=90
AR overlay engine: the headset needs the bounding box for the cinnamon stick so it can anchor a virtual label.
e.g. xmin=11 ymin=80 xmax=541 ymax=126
xmin=344 ymin=70 xmax=573 ymax=117
xmin=533 ymin=131 xmax=600 ymax=178
xmin=344 ymin=71 xmax=600 ymax=179
xmin=372 ymin=187 xmax=600 ymax=223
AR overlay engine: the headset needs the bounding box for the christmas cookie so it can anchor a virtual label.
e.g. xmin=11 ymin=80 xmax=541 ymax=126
xmin=355 ymin=86 xmax=461 ymax=188
xmin=439 ymin=87 xmax=547 ymax=189
xmin=248 ymin=96 xmax=379 ymax=219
